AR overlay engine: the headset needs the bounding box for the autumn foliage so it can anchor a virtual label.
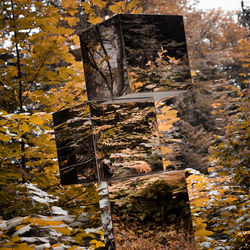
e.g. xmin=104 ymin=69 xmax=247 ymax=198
xmin=0 ymin=0 xmax=249 ymax=249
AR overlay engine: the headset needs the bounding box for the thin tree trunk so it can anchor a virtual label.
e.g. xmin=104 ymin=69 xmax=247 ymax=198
xmin=11 ymin=0 xmax=26 ymax=172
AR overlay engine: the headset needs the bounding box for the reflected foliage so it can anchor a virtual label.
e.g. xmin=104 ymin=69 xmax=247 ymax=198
xmin=53 ymin=103 xmax=98 ymax=185
xmin=90 ymin=101 xmax=163 ymax=181
xmin=122 ymin=14 xmax=192 ymax=93
xmin=80 ymin=14 xmax=192 ymax=101
xmin=80 ymin=16 xmax=130 ymax=101
xmin=108 ymin=172 xmax=196 ymax=249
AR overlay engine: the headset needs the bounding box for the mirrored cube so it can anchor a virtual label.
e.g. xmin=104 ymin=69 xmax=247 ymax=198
xmin=155 ymin=91 xmax=205 ymax=173
xmin=105 ymin=172 xmax=196 ymax=249
xmin=80 ymin=14 xmax=192 ymax=101
xmin=53 ymin=103 xmax=99 ymax=185
xmin=90 ymin=99 xmax=163 ymax=181
xmin=155 ymin=94 xmax=185 ymax=171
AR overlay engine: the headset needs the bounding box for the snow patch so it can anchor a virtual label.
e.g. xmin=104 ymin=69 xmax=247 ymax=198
xmin=49 ymin=215 xmax=75 ymax=224
xmin=13 ymin=225 xmax=31 ymax=236
xmin=51 ymin=206 xmax=68 ymax=216
xmin=24 ymin=182 xmax=58 ymax=204
xmin=32 ymin=196 xmax=57 ymax=204
xmin=6 ymin=217 xmax=27 ymax=230
xmin=199 ymin=242 xmax=211 ymax=248
xmin=85 ymin=226 xmax=103 ymax=234
xmin=185 ymin=168 xmax=201 ymax=175
xmin=20 ymin=237 xmax=50 ymax=243
xmin=35 ymin=243 xmax=51 ymax=250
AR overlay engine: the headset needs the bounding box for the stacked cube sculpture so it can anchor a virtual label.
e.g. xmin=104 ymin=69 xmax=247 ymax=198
xmin=53 ymin=14 xmax=196 ymax=249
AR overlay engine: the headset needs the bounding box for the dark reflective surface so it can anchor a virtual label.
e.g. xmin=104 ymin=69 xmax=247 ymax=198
xmin=90 ymin=100 xmax=163 ymax=181
xmin=80 ymin=14 xmax=191 ymax=101
xmin=121 ymin=14 xmax=192 ymax=93
xmin=108 ymin=172 xmax=196 ymax=249
xmin=80 ymin=15 xmax=130 ymax=101
xmin=53 ymin=103 xmax=98 ymax=185
xmin=155 ymin=92 xmax=197 ymax=172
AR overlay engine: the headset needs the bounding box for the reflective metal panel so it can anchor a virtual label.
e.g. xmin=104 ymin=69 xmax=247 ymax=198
xmin=155 ymin=92 xmax=199 ymax=172
xmin=80 ymin=14 xmax=192 ymax=101
xmin=53 ymin=103 xmax=98 ymax=185
xmin=80 ymin=15 xmax=130 ymax=101
xmin=90 ymin=100 xmax=163 ymax=181
xmin=121 ymin=14 xmax=192 ymax=93
xmin=108 ymin=172 xmax=196 ymax=249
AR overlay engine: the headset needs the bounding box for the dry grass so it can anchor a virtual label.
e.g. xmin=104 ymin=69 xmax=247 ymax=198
xmin=113 ymin=220 xmax=196 ymax=250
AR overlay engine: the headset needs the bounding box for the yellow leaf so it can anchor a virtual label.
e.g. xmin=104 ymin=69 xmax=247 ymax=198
xmin=195 ymin=226 xmax=213 ymax=237
xmin=16 ymin=225 xmax=25 ymax=231
xmin=15 ymin=243 xmax=33 ymax=250
xmin=90 ymin=239 xmax=105 ymax=248
xmin=20 ymin=122 xmax=30 ymax=133
xmin=59 ymin=67 xmax=68 ymax=79
xmin=0 ymin=134 xmax=11 ymax=142
xmin=92 ymin=0 xmax=107 ymax=9
xmin=225 ymin=196 xmax=237 ymax=203
xmin=165 ymin=109 xmax=178 ymax=119
xmin=109 ymin=2 xmax=124 ymax=14
xmin=163 ymin=160 xmax=171 ymax=170
xmin=23 ymin=217 xmax=64 ymax=226
xmin=158 ymin=122 xmax=173 ymax=131
xmin=211 ymin=103 xmax=222 ymax=107
xmin=30 ymin=116 xmax=45 ymax=126
xmin=47 ymin=71 xmax=58 ymax=80
xmin=230 ymin=86 xmax=239 ymax=92
xmin=81 ymin=2 xmax=92 ymax=14
xmin=12 ymin=236 xmax=20 ymax=242
xmin=208 ymin=167 xmax=216 ymax=172
xmin=161 ymin=146 xmax=172 ymax=154
xmin=51 ymin=244 xmax=61 ymax=248
xmin=88 ymin=15 xmax=102 ymax=25
xmin=68 ymin=246 xmax=78 ymax=250
xmin=61 ymin=0 xmax=72 ymax=8
xmin=191 ymin=70 xmax=196 ymax=77
xmin=161 ymin=106 xmax=171 ymax=113
xmin=52 ymin=226 xmax=71 ymax=235
xmin=64 ymin=17 xmax=79 ymax=26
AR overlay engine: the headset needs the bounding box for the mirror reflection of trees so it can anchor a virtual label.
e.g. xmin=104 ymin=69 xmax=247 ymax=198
xmin=155 ymin=96 xmax=181 ymax=171
xmin=80 ymin=14 xmax=192 ymax=101
xmin=155 ymin=92 xmax=209 ymax=173
xmin=121 ymin=14 xmax=192 ymax=93
xmin=80 ymin=16 xmax=130 ymax=101
xmin=53 ymin=103 xmax=98 ymax=184
xmin=90 ymin=101 xmax=163 ymax=181
xmin=128 ymin=47 xmax=192 ymax=93
xmin=108 ymin=172 xmax=196 ymax=249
